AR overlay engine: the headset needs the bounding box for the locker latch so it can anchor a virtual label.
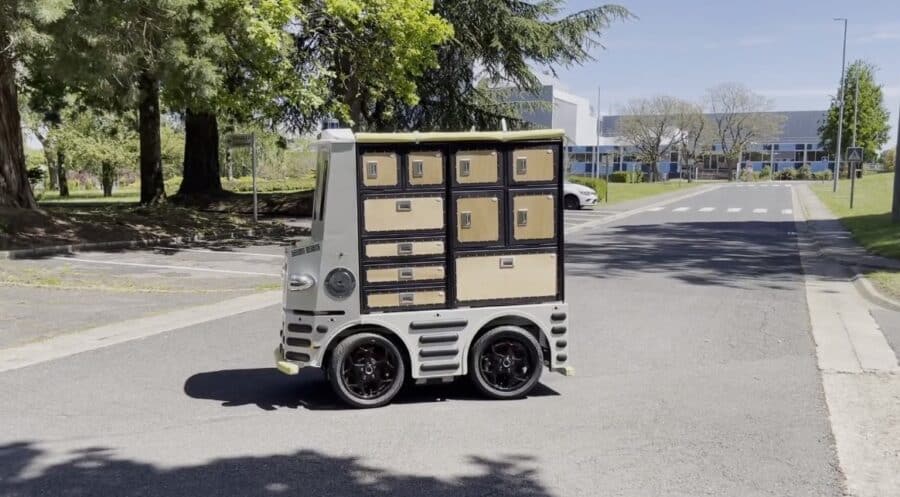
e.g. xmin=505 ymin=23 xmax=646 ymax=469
xmin=399 ymin=292 xmax=415 ymax=304
xmin=459 ymin=159 xmax=471 ymax=177
xmin=398 ymin=268 xmax=414 ymax=280
xmin=396 ymin=200 xmax=412 ymax=212
xmin=517 ymin=209 xmax=528 ymax=226
xmin=460 ymin=211 xmax=472 ymax=228
xmin=397 ymin=242 xmax=413 ymax=256
xmin=411 ymin=160 xmax=424 ymax=178
xmin=499 ymin=257 xmax=515 ymax=269
xmin=366 ymin=161 xmax=378 ymax=179
xmin=516 ymin=157 xmax=527 ymax=175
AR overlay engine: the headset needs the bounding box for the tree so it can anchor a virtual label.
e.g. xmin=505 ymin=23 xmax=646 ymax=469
xmin=673 ymin=101 xmax=712 ymax=181
xmin=311 ymin=1 xmax=632 ymax=131
xmin=54 ymin=109 xmax=138 ymax=197
xmin=616 ymin=96 xmax=683 ymax=181
xmin=705 ymin=83 xmax=784 ymax=174
xmin=883 ymin=148 xmax=895 ymax=172
xmin=0 ymin=0 xmax=72 ymax=209
xmin=819 ymin=60 xmax=891 ymax=166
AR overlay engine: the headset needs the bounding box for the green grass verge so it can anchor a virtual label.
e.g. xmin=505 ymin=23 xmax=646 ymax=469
xmin=809 ymin=172 xmax=900 ymax=297
xmin=604 ymin=181 xmax=702 ymax=205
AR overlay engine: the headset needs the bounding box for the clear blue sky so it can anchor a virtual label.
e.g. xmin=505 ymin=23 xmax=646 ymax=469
xmin=551 ymin=0 xmax=900 ymax=147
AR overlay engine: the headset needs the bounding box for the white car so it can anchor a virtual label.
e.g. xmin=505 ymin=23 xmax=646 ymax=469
xmin=563 ymin=181 xmax=598 ymax=210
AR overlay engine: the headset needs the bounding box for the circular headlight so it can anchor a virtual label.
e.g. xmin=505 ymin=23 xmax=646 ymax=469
xmin=324 ymin=267 xmax=356 ymax=299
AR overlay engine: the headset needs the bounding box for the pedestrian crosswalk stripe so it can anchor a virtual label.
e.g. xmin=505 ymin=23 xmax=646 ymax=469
xmin=645 ymin=207 xmax=664 ymax=212
xmin=753 ymin=208 xmax=767 ymax=213
xmin=782 ymin=209 xmax=793 ymax=215
xmin=727 ymin=207 xmax=742 ymax=213
xmin=672 ymin=207 xmax=689 ymax=212
xmin=699 ymin=207 xmax=715 ymax=212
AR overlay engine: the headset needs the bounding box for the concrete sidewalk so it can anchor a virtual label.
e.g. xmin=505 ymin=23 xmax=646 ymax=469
xmin=792 ymin=186 xmax=900 ymax=497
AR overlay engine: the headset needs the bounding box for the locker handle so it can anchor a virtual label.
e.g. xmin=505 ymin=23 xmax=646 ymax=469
xmin=460 ymin=211 xmax=472 ymax=229
xmin=397 ymin=242 xmax=413 ymax=256
xmin=366 ymin=161 xmax=378 ymax=179
xmin=398 ymin=268 xmax=414 ymax=280
xmin=517 ymin=209 xmax=528 ymax=226
xmin=411 ymin=160 xmax=424 ymax=178
xmin=459 ymin=159 xmax=471 ymax=177
xmin=516 ymin=157 xmax=527 ymax=175
xmin=499 ymin=257 xmax=515 ymax=269
xmin=396 ymin=200 xmax=411 ymax=212
xmin=399 ymin=292 xmax=415 ymax=304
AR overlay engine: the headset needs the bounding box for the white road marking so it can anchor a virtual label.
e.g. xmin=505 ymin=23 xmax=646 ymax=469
xmin=672 ymin=207 xmax=690 ymax=212
xmin=50 ymin=256 xmax=281 ymax=277
xmin=153 ymin=246 xmax=283 ymax=259
xmin=645 ymin=207 xmax=665 ymax=212
xmin=753 ymin=208 xmax=768 ymax=213
xmin=727 ymin=207 xmax=742 ymax=213
xmin=698 ymin=207 xmax=715 ymax=212
xmin=781 ymin=209 xmax=793 ymax=215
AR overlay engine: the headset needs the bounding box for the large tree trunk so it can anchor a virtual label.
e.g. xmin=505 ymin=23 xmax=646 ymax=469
xmin=0 ymin=33 xmax=37 ymax=209
xmin=178 ymin=109 xmax=222 ymax=196
xmin=101 ymin=161 xmax=114 ymax=197
xmin=57 ymin=149 xmax=69 ymax=197
xmin=138 ymin=72 xmax=165 ymax=205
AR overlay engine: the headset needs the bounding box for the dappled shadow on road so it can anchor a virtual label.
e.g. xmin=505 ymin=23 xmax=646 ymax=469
xmin=183 ymin=368 xmax=559 ymax=411
xmin=0 ymin=441 xmax=554 ymax=497
xmin=566 ymin=220 xmax=835 ymax=289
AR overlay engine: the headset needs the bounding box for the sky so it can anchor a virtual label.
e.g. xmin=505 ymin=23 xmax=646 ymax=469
xmin=549 ymin=0 xmax=900 ymax=148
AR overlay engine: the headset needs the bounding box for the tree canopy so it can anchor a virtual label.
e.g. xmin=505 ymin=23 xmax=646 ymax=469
xmin=705 ymin=83 xmax=784 ymax=167
xmin=819 ymin=60 xmax=891 ymax=163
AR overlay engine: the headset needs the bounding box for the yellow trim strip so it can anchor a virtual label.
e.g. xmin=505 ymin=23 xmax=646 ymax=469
xmin=356 ymin=129 xmax=565 ymax=144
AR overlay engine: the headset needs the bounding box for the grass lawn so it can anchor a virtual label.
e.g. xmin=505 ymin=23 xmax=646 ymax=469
xmin=809 ymin=172 xmax=900 ymax=297
xmin=38 ymin=189 xmax=140 ymax=204
xmin=603 ymin=180 xmax=703 ymax=205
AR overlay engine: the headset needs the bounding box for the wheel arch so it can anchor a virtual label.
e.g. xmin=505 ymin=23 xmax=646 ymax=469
xmin=463 ymin=312 xmax=549 ymax=374
xmin=321 ymin=321 xmax=412 ymax=377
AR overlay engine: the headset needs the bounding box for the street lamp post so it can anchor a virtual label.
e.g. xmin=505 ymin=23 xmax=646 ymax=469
xmin=833 ymin=17 xmax=848 ymax=192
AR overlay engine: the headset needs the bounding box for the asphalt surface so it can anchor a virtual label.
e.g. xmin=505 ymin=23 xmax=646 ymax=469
xmin=0 ymin=184 xmax=848 ymax=496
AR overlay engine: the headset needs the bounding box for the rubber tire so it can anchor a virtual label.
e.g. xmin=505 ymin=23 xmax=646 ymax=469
xmin=468 ymin=325 xmax=543 ymax=400
xmin=328 ymin=333 xmax=406 ymax=408
xmin=564 ymin=194 xmax=581 ymax=210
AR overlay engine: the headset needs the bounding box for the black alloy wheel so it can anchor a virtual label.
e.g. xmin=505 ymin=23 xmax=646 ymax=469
xmin=329 ymin=333 xmax=405 ymax=408
xmin=469 ymin=325 xmax=542 ymax=400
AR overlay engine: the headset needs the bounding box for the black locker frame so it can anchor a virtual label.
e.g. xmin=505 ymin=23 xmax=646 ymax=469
xmin=355 ymin=139 xmax=565 ymax=313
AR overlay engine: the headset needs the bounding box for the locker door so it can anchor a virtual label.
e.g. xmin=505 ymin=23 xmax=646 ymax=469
xmin=455 ymin=252 xmax=558 ymax=304
xmin=455 ymin=192 xmax=502 ymax=246
xmin=454 ymin=150 xmax=499 ymax=185
xmin=511 ymin=190 xmax=557 ymax=243
xmin=407 ymin=151 xmax=444 ymax=187
xmin=360 ymin=152 xmax=399 ymax=188
xmin=510 ymin=147 xmax=556 ymax=184
xmin=363 ymin=195 xmax=444 ymax=233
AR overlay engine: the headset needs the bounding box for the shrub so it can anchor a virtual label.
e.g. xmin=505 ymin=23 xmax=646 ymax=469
xmin=796 ymin=163 xmax=812 ymax=180
xmin=813 ymin=170 xmax=833 ymax=181
xmin=776 ymin=168 xmax=797 ymax=180
xmin=608 ymin=170 xmax=643 ymax=183
xmin=26 ymin=167 xmax=46 ymax=187
xmin=568 ymin=176 xmax=608 ymax=200
xmin=760 ymin=165 xmax=772 ymax=179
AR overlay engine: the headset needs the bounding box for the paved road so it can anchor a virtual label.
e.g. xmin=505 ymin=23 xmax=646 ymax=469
xmin=0 ymin=184 xmax=846 ymax=496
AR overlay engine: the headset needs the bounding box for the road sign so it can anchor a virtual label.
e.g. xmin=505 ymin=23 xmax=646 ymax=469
xmin=228 ymin=134 xmax=254 ymax=148
xmin=847 ymin=146 xmax=863 ymax=210
xmin=847 ymin=147 xmax=863 ymax=163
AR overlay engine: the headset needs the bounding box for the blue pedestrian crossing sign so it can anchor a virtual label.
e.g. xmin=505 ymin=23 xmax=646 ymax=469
xmin=847 ymin=147 xmax=863 ymax=163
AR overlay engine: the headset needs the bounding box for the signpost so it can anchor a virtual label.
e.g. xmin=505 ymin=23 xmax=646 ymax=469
xmin=847 ymin=146 xmax=863 ymax=209
xmin=227 ymin=133 xmax=258 ymax=223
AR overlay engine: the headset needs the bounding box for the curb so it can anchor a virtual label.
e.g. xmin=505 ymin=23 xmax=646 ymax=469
xmin=0 ymin=229 xmax=258 ymax=260
xmin=793 ymin=185 xmax=900 ymax=311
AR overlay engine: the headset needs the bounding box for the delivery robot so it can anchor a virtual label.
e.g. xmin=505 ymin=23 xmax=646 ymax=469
xmin=275 ymin=128 xmax=571 ymax=408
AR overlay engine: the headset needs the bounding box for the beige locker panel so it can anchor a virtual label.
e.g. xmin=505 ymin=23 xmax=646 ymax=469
xmin=365 ymin=264 xmax=445 ymax=284
xmin=455 ymin=150 xmax=498 ymax=184
xmin=361 ymin=152 xmax=398 ymax=187
xmin=511 ymin=147 xmax=555 ymax=183
xmin=456 ymin=253 xmax=557 ymax=302
xmin=408 ymin=151 xmax=444 ymax=186
xmin=363 ymin=197 xmax=444 ymax=233
xmin=456 ymin=196 xmax=500 ymax=243
xmin=367 ymin=289 xmax=446 ymax=309
xmin=512 ymin=193 xmax=556 ymax=241
xmin=364 ymin=240 xmax=445 ymax=259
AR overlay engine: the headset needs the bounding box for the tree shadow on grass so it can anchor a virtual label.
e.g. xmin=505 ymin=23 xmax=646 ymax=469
xmin=0 ymin=441 xmax=555 ymax=497
xmin=183 ymin=368 xmax=559 ymax=411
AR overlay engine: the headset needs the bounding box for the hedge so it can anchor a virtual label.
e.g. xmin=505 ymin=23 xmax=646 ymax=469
xmin=568 ymin=176 xmax=608 ymax=200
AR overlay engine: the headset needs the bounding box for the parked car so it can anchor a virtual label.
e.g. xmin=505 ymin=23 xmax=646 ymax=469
xmin=563 ymin=181 xmax=598 ymax=210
